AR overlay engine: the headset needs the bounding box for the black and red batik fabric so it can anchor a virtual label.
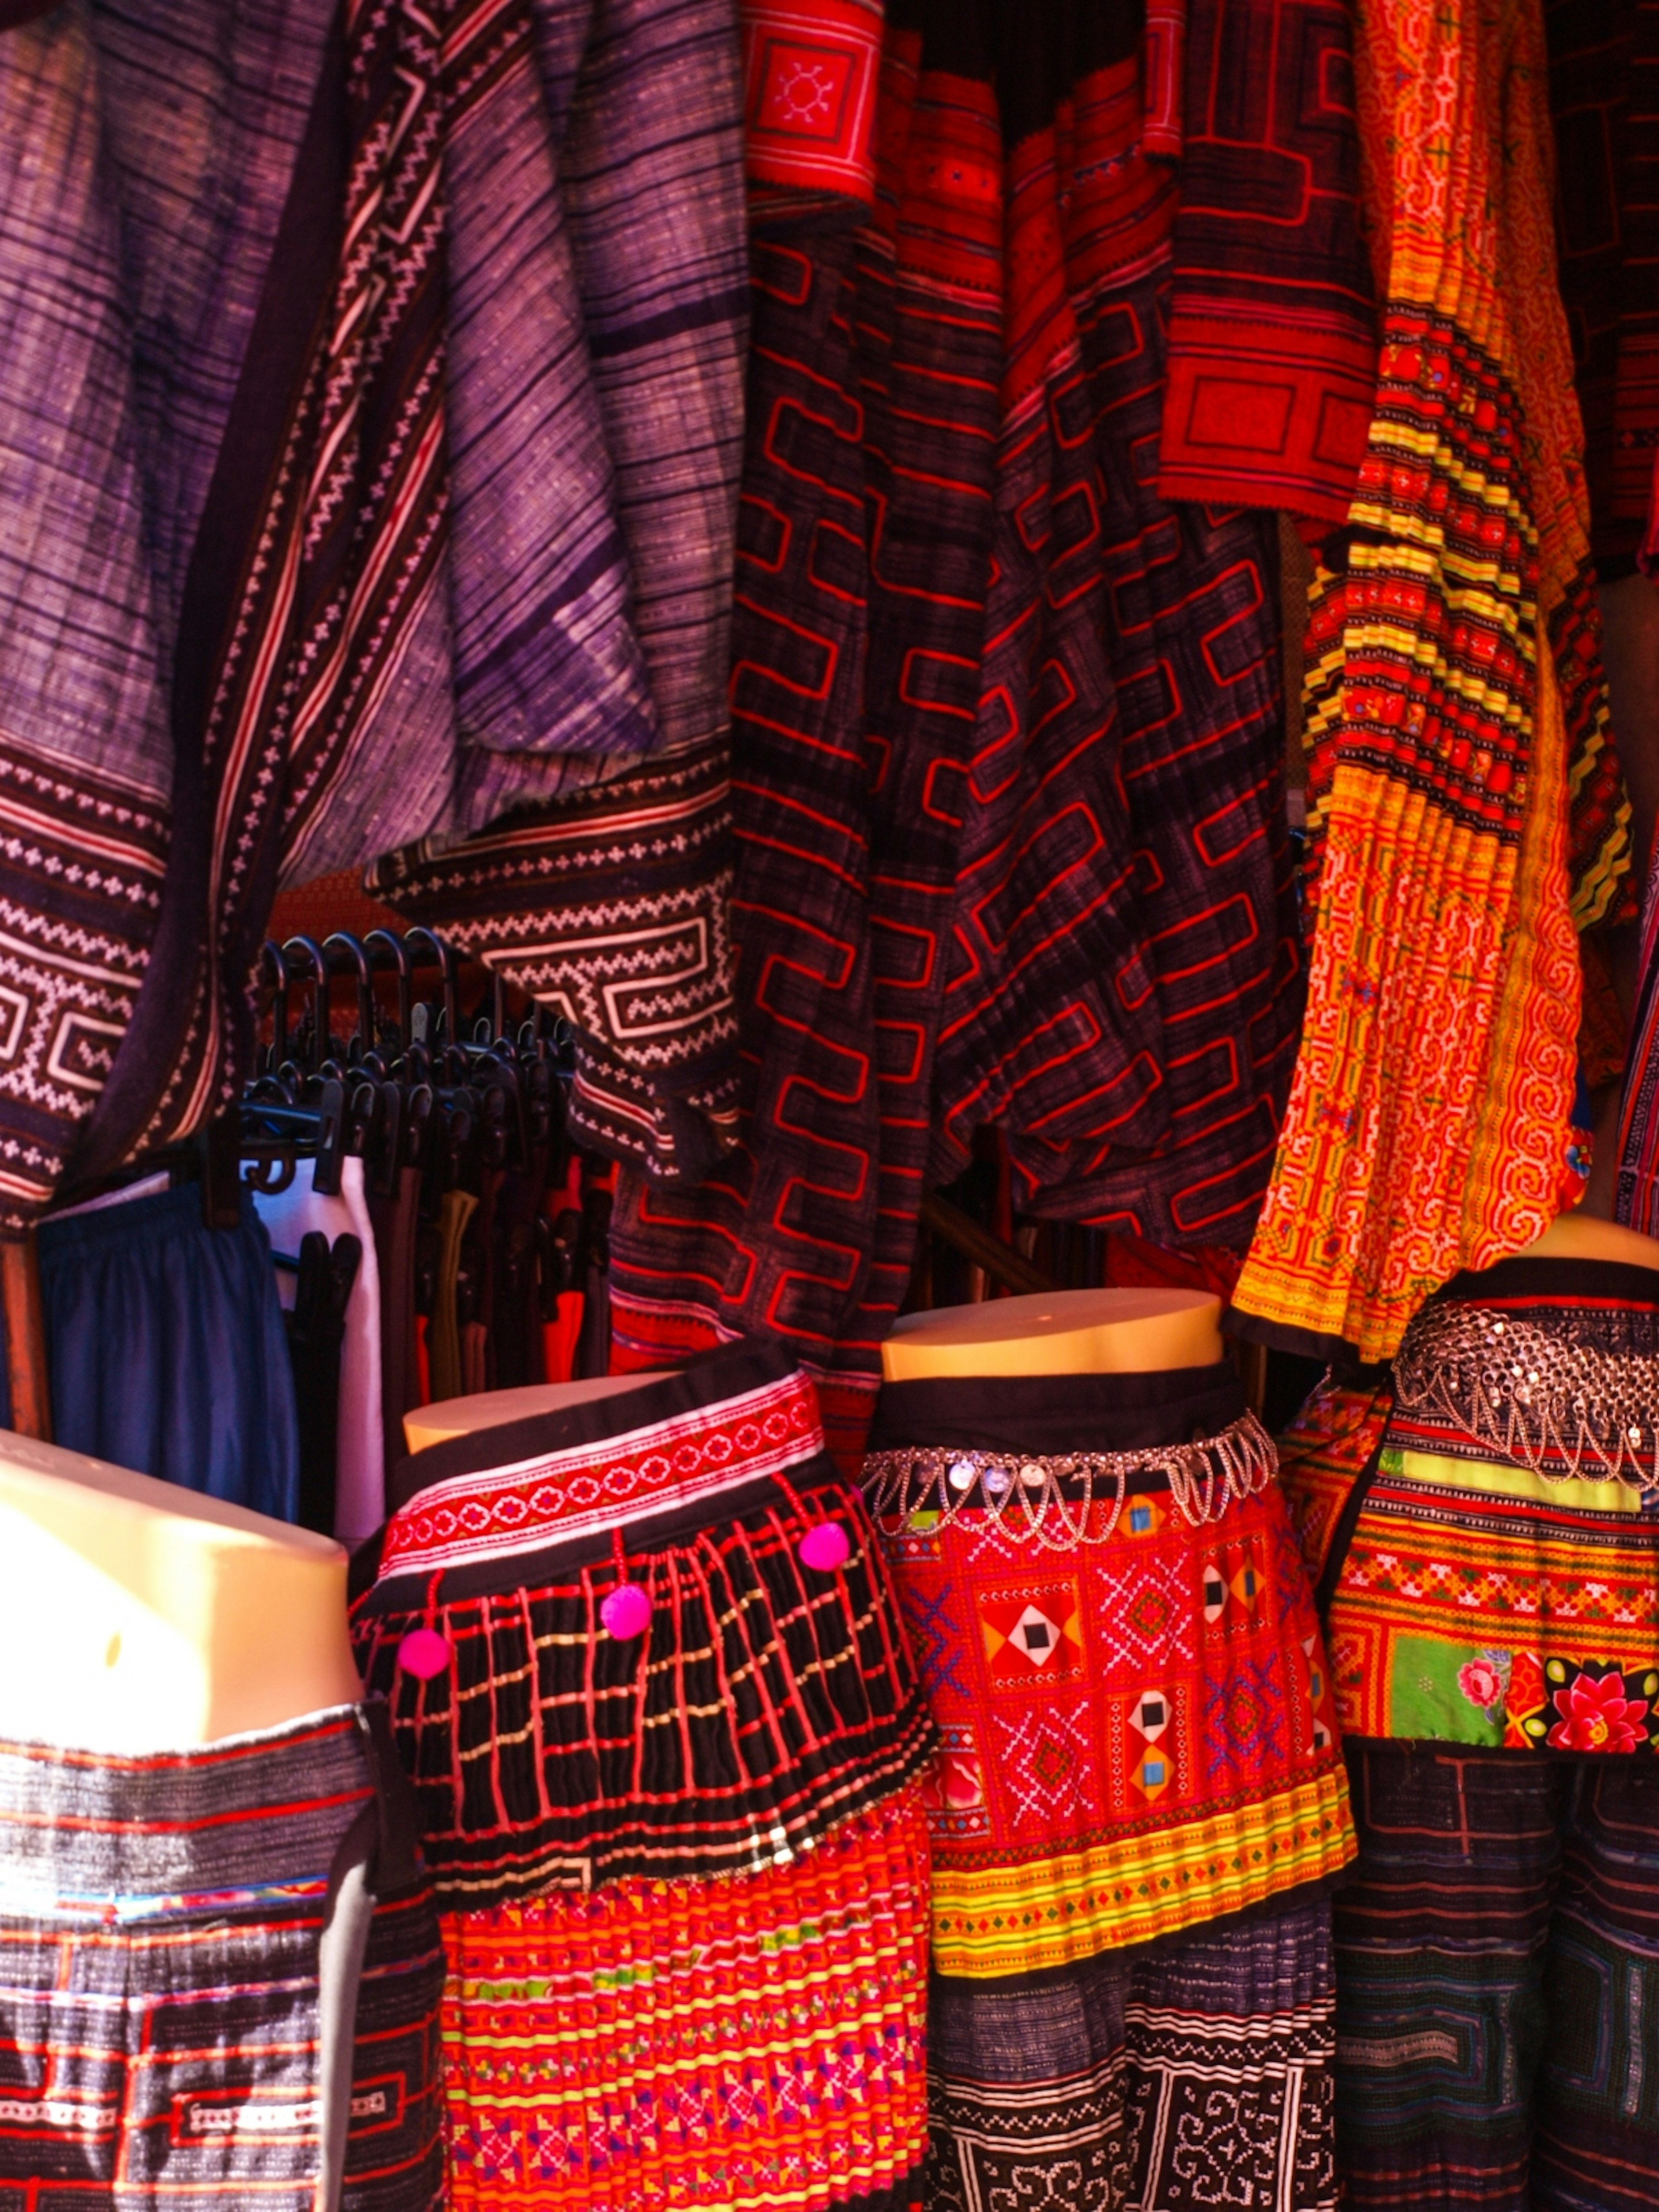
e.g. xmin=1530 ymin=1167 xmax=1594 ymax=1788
xmin=931 ymin=22 xmax=1301 ymax=1251
xmin=611 ymin=3 xmax=1002 ymax=1461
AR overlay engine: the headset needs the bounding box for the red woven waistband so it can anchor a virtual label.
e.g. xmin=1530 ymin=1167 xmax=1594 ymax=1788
xmin=379 ymin=1368 xmax=826 ymax=1579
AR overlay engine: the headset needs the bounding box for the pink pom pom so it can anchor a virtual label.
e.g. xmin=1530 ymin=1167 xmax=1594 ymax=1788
xmin=601 ymin=1583 xmax=653 ymax=1640
xmin=798 ymin=1521 xmax=851 ymax=1573
xmin=397 ymin=1628 xmax=451 ymax=1681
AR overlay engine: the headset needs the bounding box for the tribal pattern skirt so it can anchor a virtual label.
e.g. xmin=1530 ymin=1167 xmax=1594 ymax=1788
xmin=864 ymin=1362 xmax=1354 ymax=2207
xmin=353 ymin=1342 xmax=937 ymax=2212
xmin=0 ymin=1706 xmax=444 ymax=2209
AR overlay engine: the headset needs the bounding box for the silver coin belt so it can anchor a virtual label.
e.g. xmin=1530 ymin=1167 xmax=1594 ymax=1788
xmin=861 ymin=1409 xmax=1276 ymax=1548
xmin=1392 ymin=1299 xmax=1659 ymax=1492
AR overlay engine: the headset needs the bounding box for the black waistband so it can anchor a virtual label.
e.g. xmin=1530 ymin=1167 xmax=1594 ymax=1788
xmin=866 ymin=1363 xmax=1246 ymax=1454
xmin=1433 ymin=1257 xmax=1659 ymax=1310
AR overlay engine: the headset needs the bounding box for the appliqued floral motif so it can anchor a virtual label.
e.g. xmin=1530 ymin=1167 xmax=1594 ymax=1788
xmin=1546 ymin=1665 xmax=1650 ymax=1754
xmin=1457 ymin=1651 xmax=1510 ymax=1714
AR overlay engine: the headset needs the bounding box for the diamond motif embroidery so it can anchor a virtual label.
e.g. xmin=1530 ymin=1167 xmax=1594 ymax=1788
xmin=980 ymin=1580 xmax=1086 ymax=1687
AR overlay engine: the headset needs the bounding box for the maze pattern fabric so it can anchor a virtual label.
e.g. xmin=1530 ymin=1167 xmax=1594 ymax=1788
xmin=0 ymin=1 xmax=329 ymax=1230
xmin=1336 ymin=1742 xmax=1659 ymax=2212
xmin=865 ymin=1368 xmax=1353 ymax=1980
xmin=438 ymin=1788 xmax=931 ymax=2212
xmin=1230 ymin=0 xmax=1634 ymax=1363
xmin=353 ymin=1346 xmax=933 ymax=1904
xmin=928 ymin=1890 xmax=1339 ymax=2212
xmin=1546 ymin=2 xmax=1659 ymax=572
xmin=1277 ymin=1262 xmax=1659 ymax=1753
xmin=1158 ymin=0 xmax=1376 ymax=524
xmin=0 ymin=1710 xmax=444 ymax=2210
xmin=1617 ymin=858 xmax=1659 ymax=1231
xmin=931 ymin=37 xmax=1302 ymax=1248
xmin=608 ymin=11 xmax=1002 ymax=1458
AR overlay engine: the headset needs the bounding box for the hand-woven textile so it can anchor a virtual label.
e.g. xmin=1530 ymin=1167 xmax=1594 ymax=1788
xmin=1157 ymin=0 xmax=1376 ymax=524
xmin=741 ymin=0 xmax=884 ymax=216
xmin=439 ymin=1786 xmax=931 ymax=2212
xmin=866 ymin=1366 xmax=1353 ymax=1978
xmin=607 ymin=5 xmax=1003 ymax=1456
xmin=930 ymin=31 xmax=1303 ymax=1246
xmin=0 ymin=1707 xmax=443 ymax=2210
xmin=929 ymin=1889 xmax=1338 ymax=2212
xmin=1336 ymin=1741 xmax=1659 ymax=2212
xmin=0 ymin=0 xmax=329 ymax=1229
xmin=366 ymin=0 xmax=750 ymax=1182
xmin=353 ymin=1344 xmax=933 ymax=1905
xmin=1277 ymin=1259 xmax=1659 ymax=1752
xmin=69 ymin=0 xmax=747 ymax=1195
xmin=1230 ymin=0 xmax=1634 ymax=1363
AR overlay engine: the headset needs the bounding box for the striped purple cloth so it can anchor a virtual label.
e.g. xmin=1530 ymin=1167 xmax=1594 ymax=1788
xmin=23 ymin=0 xmax=747 ymax=1196
xmin=0 ymin=0 xmax=330 ymax=1227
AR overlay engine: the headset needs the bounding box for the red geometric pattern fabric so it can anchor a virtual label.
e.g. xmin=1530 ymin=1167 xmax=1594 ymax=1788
xmin=742 ymin=0 xmax=884 ymax=214
xmin=1159 ymin=0 xmax=1377 ymax=524
xmin=610 ymin=16 xmax=1003 ymax=1461
xmin=931 ymin=45 xmax=1303 ymax=1245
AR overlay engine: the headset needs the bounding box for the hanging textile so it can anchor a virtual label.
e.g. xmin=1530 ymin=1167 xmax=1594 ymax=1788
xmin=928 ymin=7 xmax=1303 ymax=1246
xmin=1157 ymin=0 xmax=1377 ymax=524
xmin=1546 ymin=1 xmax=1659 ymax=575
xmin=1230 ymin=0 xmax=1634 ymax=1363
xmin=0 ymin=0 xmax=332 ymax=1232
xmin=61 ymin=0 xmax=747 ymax=1200
xmin=608 ymin=0 xmax=1002 ymax=1460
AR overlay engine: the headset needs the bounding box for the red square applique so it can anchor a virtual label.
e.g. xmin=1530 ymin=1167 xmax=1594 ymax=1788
xmin=751 ymin=38 xmax=858 ymax=148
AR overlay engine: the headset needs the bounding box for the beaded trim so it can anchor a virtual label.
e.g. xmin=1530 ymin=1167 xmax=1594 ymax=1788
xmin=1392 ymin=1300 xmax=1659 ymax=1491
xmin=861 ymin=1410 xmax=1277 ymax=1547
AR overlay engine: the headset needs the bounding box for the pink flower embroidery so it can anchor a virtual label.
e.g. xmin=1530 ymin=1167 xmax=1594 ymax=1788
xmin=1545 ymin=1668 xmax=1648 ymax=1754
xmin=1457 ymin=1656 xmax=1504 ymax=1713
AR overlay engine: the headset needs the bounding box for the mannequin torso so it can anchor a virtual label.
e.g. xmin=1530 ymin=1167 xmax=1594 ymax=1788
xmin=880 ymin=1286 xmax=1226 ymax=1381
xmin=0 ymin=1433 xmax=361 ymax=1752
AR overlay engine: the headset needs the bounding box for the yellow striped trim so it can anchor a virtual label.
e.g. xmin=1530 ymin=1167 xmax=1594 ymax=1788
xmin=929 ymin=1767 xmax=1355 ymax=1979
xmin=1388 ymin=1445 xmax=1656 ymax=1518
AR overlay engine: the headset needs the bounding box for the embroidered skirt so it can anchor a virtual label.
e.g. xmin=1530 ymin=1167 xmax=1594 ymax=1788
xmin=865 ymin=1364 xmax=1354 ymax=1977
xmin=0 ymin=1706 xmax=444 ymax=2209
xmin=1277 ymin=1256 xmax=1659 ymax=1751
xmin=866 ymin=1361 xmax=1351 ymax=2211
xmin=353 ymin=1342 xmax=936 ymax=2212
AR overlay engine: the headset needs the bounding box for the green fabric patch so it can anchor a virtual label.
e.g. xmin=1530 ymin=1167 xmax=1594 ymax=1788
xmin=1387 ymin=1636 xmax=1509 ymax=1745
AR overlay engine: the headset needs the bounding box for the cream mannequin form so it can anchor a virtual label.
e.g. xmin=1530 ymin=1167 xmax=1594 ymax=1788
xmin=0 ymin=1431 xmax=361 ymax=1754
xmin=1510 ymin=1210 xmax=1659 ymax=1270
xmin=403 ymin=1370 xmax=666 ymax=1454
xmin=881 ymin=1285 xmax=1224 ymax=1381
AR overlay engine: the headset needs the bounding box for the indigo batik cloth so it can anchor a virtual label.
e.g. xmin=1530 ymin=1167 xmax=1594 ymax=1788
xmin=929 ymin=1889 xmax=1338 ymax=2212
xmin=864 ymin=1365 xmax=1353 ymax=1978
xmin=1336 ymin=1741 xmax=1659 ymax=2212
xmin=36 ymin=1179 xmax=299 ymax=1523
xmin=0 ymin=1706 xmax=444 ymax=2210
xmin=1230 ymin=0 xmax=1634 ymax=1364
xmin=353 ymin=1345 xmax=936 ymax=2210
xmin=1277 ymin=1258 xmax=1659 ymax=1753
